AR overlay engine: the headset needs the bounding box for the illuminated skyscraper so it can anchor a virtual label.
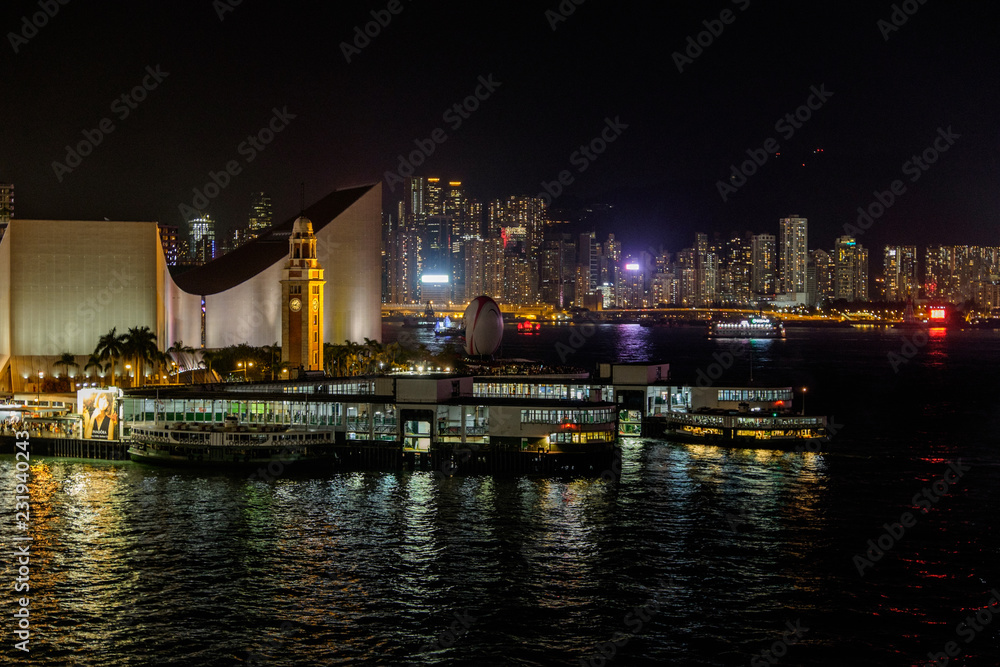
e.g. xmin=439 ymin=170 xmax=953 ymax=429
xmin=425 ymin=177 xmax=443 ymax=216
xmin=158 ymin=224 xmax=179 ymax=266
xmin=811 ymin=249 xmax=835 ymax=304
xmin=751 ymin=233 xmax=776 ymax=294
xmin=883 ymin=245 xmax=918 ymax=302
xmin=248 ymin=192 xmax=273 ymax=236
xmin=187 ymin=212 xmax=216 ymax=264
xmin=834 ymin=235 xmax=868 ymax=301
xmin=778 ymin=215 xmax=808 ymax=295
xmin=720 ymin=233 xmax=752 ymax=305
xmin=855 ymin=245 xmax=869 ymax=301
xmin=0 ymin=183 xmax=13 ymax=224
xmin=0 ymin=182 xmax=12 ymax=242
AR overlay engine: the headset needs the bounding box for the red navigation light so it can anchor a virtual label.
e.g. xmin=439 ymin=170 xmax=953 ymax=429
xmin=930 ymin=308 xmax=946 ymax=320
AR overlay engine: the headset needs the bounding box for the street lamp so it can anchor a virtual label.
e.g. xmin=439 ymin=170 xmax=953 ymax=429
xmin=36 ymin=371 xmax=43 ymax=406
xmin=802 ymin=387 xmax=808 ymax=415
xmin=237 ymin=361 xmax=253 ymax=381
xmin=125 ymin=364 xmax=132 ymax=389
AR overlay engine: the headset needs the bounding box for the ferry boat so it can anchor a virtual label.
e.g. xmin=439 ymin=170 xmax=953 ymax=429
xmin=645 ymin=385 xmax=828 ymax=447
xmin=122 ymin=374 xmax=619 ymax=474
xmin=708 ymin=315 xmax=785 ymax=339
xmin=127 ymin=415 xmax=335 ymax=468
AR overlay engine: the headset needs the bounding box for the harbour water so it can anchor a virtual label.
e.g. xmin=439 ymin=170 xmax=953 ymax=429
xmin=2 ymin=325 xmax=998 ymax=665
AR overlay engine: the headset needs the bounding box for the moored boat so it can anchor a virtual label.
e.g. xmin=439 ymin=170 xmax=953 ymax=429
xmin=127 ymin=416 xmax=335 ymax=468
xmin=642 ymin=383 xmax=829 ymax=449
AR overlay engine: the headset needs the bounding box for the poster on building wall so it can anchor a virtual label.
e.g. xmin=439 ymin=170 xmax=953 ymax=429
xmin=78 ymin=388 xmax=121 ymax=440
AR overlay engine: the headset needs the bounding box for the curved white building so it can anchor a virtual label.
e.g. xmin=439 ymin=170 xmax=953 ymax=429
xmin=0 ymin=183 xmax=381 ymax=392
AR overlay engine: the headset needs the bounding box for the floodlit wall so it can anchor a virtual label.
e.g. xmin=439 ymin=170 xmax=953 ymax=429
xmin=6 ymin=220 xmax=163 ymax=356
xmin=320 ymin=182 xmax=382 ymax=345
xmin=203 ymin=183 xmax=383 ymax=347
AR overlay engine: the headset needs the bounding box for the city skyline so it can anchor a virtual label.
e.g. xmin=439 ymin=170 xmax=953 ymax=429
xmin=383 ymin=176 xmax=998 ymax=309
xmin=1 ymin=2 xmax=997 ymax=252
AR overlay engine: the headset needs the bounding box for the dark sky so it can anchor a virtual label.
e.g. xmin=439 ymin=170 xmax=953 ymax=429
xmin=2 ymin=0 xmax=997 ymax=254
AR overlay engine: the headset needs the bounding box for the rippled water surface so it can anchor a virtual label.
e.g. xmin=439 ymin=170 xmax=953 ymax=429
xmin=2 ymin=326 xmax=999 ymax=665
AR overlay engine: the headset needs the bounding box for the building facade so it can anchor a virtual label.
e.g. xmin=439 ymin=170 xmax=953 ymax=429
xmin=778 ymin=215 xmax=808 ymax=296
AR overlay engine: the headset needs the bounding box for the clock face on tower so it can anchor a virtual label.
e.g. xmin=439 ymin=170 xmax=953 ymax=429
xmin=312 ymin=298 xmax=319 ymax=312
xmin=289 ymin=297 xmax=302 ymax=312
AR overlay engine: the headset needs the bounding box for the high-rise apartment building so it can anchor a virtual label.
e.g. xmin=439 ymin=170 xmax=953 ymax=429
xmin=158 ymin=224 xmax=179 ymax=265
xmin=855 ymin=245 xmax=869 ymax=302
xmin=0 ymin=182 xmax=13 ymax=242
xmin=187 ymin=212 xmax=216 ymax=264
xmin=811 ymin=249 xmax=835 ymax=304
xmin=778 ymin=215 xmax=808 ymax=296
xmin=751 ymin=233 xmax=776 ymax=294
xmin=834 ymin=235 xmax=868 ymax=301
xmin=248 ymin=192 xmax=273 ymax=238
xmin=0 ymin=183 xmax=13 ymax=225
xmin=883 ymin=245 xmax=919 ymax=302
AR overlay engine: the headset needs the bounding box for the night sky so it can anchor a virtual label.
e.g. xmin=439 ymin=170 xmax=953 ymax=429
xmin=2 ymin=0 xmax=997 ymax=254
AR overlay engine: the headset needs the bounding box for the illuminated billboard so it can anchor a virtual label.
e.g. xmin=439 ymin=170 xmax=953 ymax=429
xmin=78 ymin=387 xmax=122 ymax=440
xmin=625 ymin=263 xmax=640 ymax=271
xmin=929 ymin=308 xmax=946 ymax=321
xmin=421 ymin=274 xmax=450 ymax=283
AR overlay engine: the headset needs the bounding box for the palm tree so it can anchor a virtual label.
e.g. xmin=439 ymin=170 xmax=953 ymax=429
xmin=167 ymin=340 xmax=196 ymax=383
xmin=198 ymin=349 xmax=221 ymax=381
xmin=83 ymin=354 xmax=106 ymax=385
xmin=121 ymin=326 xmax=159 ymax=388
xmin=53 ymin=352 xmax=79 ymax=389
xmin=94 ymin=328 xmax=125 ymax=387
xmin=261 ymin=342 xmax=281 ymax=380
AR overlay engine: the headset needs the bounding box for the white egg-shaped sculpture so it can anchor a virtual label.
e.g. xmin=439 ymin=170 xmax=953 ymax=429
xmin=463 ymin=296 xmax=503 ymax=356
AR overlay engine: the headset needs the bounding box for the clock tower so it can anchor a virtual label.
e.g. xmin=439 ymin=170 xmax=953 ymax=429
xmin=281 ymin=216 xmax=326 ymax=373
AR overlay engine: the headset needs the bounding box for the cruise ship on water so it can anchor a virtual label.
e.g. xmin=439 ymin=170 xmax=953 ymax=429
xmin=708 ymin=314 xmax=785 ymax=339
